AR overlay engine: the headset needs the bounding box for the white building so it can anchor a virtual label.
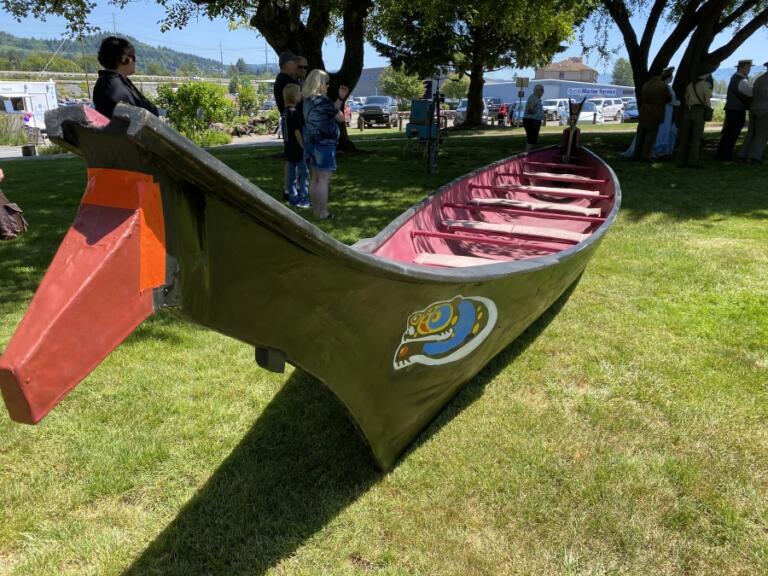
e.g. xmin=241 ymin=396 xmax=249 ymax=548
xmin=0 ymin=80 xmax=59 ymax=130
xmin=484 ymin=79 xmax=635 ymax=105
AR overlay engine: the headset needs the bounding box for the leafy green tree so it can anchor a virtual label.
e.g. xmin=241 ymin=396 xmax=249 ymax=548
xmin=156 ymin=81 xmax=235 ymax=138
xmin=236 ymin=81 xmax=262 ymax=114
xmin=370 ymin=0 xmax=590 ymax=125
xmin=145 ymin=62 xmax=171 ymax=76
xmin=441 ymin=74 xmax=470 ymax=100
xmin=20 ymin=52 xmax=49 ymax=71
xmin=377 ymin=66 xmax=424 ymax=100
xmin=233 ymin=57 xmax=249 ymax=75
xmin=178 ymin=61 xmax=199 ymax=77
xmin=611 ymin=57 xmax=633 ymax=86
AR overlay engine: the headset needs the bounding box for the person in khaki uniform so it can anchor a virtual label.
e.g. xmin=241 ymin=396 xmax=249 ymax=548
xmin=632 ymin=68 xmax=673 ymax=162
xmin=676 ymin=72 xmax=713 ymax=168
xmin=740 ymin=61 xmax=768 ymax=164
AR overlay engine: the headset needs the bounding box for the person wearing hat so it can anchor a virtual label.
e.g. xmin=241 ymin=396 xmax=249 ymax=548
xmin=274 ymin=52 xmax=301 ymax=200
xmin=630 ymin=67 xmax=673 ymax=162
xmin=676 ymin=70 xmax=713 ymax=168
xmin=740 ymin=60 xmax=768 ymax=163
xmin=716 ymin=59 xmax=753 ymax=160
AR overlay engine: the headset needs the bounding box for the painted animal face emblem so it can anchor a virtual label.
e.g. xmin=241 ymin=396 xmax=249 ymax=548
xmin=394 ymin=296 xmax=498 ymax=370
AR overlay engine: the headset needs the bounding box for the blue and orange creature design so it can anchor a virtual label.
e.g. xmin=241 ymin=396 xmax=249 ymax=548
xmin=394 ymin=296 xmax=498 ymax=369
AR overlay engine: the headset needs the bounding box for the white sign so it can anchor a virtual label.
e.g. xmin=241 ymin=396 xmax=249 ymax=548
xmin=567 ymin=87 xmax=618 ymax=97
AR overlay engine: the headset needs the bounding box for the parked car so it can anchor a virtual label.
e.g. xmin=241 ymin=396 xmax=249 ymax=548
xmin=621 ymin=101 xmax=640 ymax=122
xmin=485 ymin=96 xmax=503 ymax=116
xmin=359 ymin=95 xmax=399 ymax=127
xmin=507 ymin=102 xmax=525 ymax=127
xmin=453 ymin=98 xmax=488 ymax=125
xmin=587 ymin=97 xmax=624 ymax=121
xmin=542 ymin=98 xmax=570 ymax=122
xmin=560 ymin=101 xmax=605 ymax=125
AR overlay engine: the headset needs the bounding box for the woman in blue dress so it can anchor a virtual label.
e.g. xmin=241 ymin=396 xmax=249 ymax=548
xmin=623 ymin=67 xmax=679 ymax=159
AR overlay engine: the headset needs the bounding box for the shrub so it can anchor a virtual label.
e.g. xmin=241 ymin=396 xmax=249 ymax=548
xmin=196 ymin=130 xmax=232 ymax=147
xmin=0 ymin=115 xmax=28 ymax=146
xmin=37 ymin=142 xmax=69 ymax=155
xmin=711 ymin=100 xmax=726 ymax=123
xmin=156 ymin=81 xmax=235 ymax=138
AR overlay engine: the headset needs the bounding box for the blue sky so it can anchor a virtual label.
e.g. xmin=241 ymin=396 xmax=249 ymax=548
xmin=1 ymin=1 xmax=766 ymax=78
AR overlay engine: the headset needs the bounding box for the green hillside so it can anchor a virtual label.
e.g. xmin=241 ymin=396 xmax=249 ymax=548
xmin=0 ymin=31 xmax=232 ymax=75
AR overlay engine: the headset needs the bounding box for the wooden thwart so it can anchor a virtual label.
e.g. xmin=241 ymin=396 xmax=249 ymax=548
xmin=411 ymin=229 xmax=560 ymax=251
xmin=468 ymin=197 xmax=602 ymax=217
xmin=413 ymin=253 xmax=500 ymax=268
xmin=471 ymin=183 xmax=609 ymax=200
xmin=524 ymin=161 xmax=594 ymax=172
xmin=523 ymin=171 xmax=607 ymax=185
xmin=442 ymin=219 xmax=589 ymax=243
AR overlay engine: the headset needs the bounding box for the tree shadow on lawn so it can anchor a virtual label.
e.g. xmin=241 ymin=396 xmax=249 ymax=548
xmin=572 ymin=132 xmax=768 ymax=224
xmin=122 ymin=279 xmax=578 ymax=576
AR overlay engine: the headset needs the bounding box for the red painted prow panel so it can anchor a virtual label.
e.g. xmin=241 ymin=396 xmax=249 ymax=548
xmin=0 ymin=169 xmax=166 ymax=423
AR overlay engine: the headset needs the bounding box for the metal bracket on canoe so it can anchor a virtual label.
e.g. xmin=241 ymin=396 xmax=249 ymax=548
xmin=255 ymin=347 xmax=286 ymax=373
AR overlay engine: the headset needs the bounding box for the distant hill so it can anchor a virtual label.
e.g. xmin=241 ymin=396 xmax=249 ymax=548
xmin=0 ymin=31 xmax=272 ymax=76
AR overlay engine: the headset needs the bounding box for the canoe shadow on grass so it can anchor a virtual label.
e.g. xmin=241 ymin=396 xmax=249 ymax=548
xmin=122 ymin=280 xmax=579 ymax=576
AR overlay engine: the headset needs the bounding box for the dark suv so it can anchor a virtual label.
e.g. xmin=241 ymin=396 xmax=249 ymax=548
xmin=360 ymin=96 xmax=399 ymax=128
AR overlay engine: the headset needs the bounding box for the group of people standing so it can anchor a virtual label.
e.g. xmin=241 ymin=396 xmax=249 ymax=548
xmin=274 ymin=52 xmax=348 ymax=220
xmin=628 ymin=58 xmax=768 ymax=168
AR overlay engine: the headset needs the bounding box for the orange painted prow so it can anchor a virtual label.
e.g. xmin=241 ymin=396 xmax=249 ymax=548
xmin=0 ymin=169 xmax=166 ymax=423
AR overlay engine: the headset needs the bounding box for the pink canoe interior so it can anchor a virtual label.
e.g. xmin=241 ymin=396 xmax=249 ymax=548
xmin=373 ymin=148 xmax=616 ymax=268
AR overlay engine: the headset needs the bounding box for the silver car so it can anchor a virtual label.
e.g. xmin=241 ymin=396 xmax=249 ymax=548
xmin=453 ymin=98 xmax=488 ymax=125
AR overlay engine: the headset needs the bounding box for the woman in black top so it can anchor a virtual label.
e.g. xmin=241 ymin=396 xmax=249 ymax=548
xmin=93 ymin=36 xmax=159 ymax=119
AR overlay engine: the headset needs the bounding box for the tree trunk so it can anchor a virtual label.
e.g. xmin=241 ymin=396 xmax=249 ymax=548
xmin=249 ymin=0 xmax=372 ymax=152
xmin=465 ymin=59 xmax=486 ymax=126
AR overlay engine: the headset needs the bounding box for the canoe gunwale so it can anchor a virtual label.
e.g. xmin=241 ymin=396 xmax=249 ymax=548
xmin=46 ymin=105 xmax=621 ymax=285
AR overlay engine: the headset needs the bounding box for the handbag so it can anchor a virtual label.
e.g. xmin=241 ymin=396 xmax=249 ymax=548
xmin=703 ymin=106 xmax=714 ymax=122
xmin=0 ymin=191 xmax=29 ymax=240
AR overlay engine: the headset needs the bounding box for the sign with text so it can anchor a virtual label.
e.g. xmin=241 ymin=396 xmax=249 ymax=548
xmin=515 ymin=77 xmax=530 ymax=88
xmin=567 ymin=87 xmax=618 ymax=97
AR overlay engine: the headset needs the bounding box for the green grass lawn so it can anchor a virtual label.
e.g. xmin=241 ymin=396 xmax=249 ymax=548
xmin=1 ymin=129 xmax=767 ymax=575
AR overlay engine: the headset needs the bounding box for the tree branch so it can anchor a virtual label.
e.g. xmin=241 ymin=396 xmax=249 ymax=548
xmin=716 ymin=0 xmax=759 ymax=33
xmin=709 ymin=6 xmax=768 ymax=63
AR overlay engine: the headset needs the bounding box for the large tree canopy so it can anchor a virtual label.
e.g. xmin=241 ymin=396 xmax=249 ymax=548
xmin=369 ymin=0 xmax=591 ymax=125
xmin=590 ymin=0 xmax=768 ymax=101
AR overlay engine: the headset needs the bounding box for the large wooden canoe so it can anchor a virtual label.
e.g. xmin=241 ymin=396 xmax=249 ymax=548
xmin=0 ymin=105 xmax=620 ymax=469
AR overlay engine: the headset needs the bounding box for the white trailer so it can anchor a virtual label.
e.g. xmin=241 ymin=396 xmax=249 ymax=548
xmin=0 ymin=80 xmax=59 ymax=132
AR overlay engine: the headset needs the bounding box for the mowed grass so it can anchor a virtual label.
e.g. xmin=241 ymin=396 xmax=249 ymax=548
xmin=0 ymin=128 xmax=767 ymax=575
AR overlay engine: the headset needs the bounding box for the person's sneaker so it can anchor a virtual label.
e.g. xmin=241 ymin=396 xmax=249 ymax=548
xmin=296 ymin=200 xmax=312 ymax=209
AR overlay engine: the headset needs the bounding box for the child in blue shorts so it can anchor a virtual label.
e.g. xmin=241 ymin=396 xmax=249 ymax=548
xmin=282 ymin=84 xmax=310 ymax=208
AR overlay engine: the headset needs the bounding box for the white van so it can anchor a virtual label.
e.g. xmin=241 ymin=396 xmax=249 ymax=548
xmin=588 ymin=97 xmax=624 ymax=121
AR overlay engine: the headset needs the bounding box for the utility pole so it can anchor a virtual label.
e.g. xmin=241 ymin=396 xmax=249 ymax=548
xmin=219 ymin=39 xmax=225 ymax=84
xmin=80 ymin=34 xmax=91 ymax=99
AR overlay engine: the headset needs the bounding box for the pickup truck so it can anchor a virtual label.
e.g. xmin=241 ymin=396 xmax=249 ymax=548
xmin=359 ymin=96 xmax=399 ymax=128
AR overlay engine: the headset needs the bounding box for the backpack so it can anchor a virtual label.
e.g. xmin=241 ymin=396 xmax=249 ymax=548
xmin=0 ymin=191 xmax=28 ymax=240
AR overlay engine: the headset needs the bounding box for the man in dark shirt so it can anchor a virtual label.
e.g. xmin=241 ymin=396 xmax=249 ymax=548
xmin=274 ymin=52 xmax=300 ymax=115
xmin=716 ymin=59 xmax=753 ymax=160
xmin=93 ymin=36 xmax=158 ymax=119
xmin=274 ymin=52 xmax=301 ymax=200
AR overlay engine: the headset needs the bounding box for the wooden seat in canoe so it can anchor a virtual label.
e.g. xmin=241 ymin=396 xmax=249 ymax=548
xmin=522 ymin=171 xmax=607 ymax=185
xmin=470 ymin=183 xmax=610 ymax=200
xmin=468 ymin=197 xmax=603 ymax=217
xmin=523 ymin=161 xmax=594 ymax=173
xmin=413 ymin=253 xmax=499 ymax=267
xmin=441 ymin=219 xmax=589 ymax=243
